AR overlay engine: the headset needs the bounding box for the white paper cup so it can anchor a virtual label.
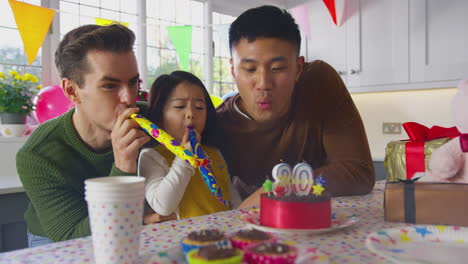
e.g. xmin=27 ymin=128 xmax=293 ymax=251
xmin=85 ymin=186 xmax=144 ymax=194
xmin=85 ymin=176 xmax=145 ymax=264
xmin=85 ymin=192 xmax=143 ymax=202
xmin=85 ymin=176 xmax=145 ymax=189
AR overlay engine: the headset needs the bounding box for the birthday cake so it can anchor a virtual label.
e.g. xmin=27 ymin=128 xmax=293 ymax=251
xmin=260 ymin=162 xmax=331 ymax=229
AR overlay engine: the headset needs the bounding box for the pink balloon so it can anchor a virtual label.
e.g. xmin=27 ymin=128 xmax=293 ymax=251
xmin=34 ymin=85 xmax=74 ymax=124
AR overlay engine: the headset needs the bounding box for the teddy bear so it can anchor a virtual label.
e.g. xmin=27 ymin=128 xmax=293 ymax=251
xmin=420 ymin=80 xmax=468 ymax=183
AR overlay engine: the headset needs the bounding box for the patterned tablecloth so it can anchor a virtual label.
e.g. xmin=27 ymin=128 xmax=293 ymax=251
xmin=0 ymin=181 xmax=442 ymax=263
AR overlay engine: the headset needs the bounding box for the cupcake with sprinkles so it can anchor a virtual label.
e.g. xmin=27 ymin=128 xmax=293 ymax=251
xmin=186 ymin=244 xmax=244 ymax=264
xmin=230 ymin=228 xmax=276 ymax=250
xmin=181 ymin=229 xmax=231 ymax=258
xmin=244 ymin=242 xmax=297 ymax=264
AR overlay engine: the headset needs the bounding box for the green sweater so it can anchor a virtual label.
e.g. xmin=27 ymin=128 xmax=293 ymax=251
xmin=17 ymin=107 xmax=143 ymax=242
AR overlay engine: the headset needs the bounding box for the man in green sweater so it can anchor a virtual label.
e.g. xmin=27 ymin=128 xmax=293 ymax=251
xmin=17 ymin=24 xmax=150 ymax=247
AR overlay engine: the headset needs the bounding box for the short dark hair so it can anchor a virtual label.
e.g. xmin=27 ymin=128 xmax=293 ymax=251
xmin=55 ymin=24 xmax=135 ymax=87
xmin=229 ymin=5 xmax=301 ymax=55
xmin=148 ymin=71 xmax=216 ymax=145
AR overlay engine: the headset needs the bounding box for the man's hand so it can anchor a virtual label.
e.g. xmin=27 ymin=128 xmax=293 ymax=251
xmin=143 ymin=207 xmax=177 ymax=224
xmin=238 ymin=187 xmax=264 ymax=209
xmin=111 ymin=107 xmax=150 ymax=173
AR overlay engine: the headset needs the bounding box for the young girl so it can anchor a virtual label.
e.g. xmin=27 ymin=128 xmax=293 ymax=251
xmin=138 ymin=71 xmax=241 ymax=221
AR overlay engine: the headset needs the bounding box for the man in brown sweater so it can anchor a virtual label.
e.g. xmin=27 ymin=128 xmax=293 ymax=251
xmin=213 ymin=6 xmax=375 ymax=206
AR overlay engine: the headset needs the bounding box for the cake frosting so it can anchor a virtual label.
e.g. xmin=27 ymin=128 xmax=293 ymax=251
xmin=230 ymin=228 xmax=276 ymax=250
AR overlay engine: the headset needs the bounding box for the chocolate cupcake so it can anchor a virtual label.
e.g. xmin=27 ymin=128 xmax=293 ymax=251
xmin=244 ymin=242 xmax=297 ymax=264
xmin=187 ymin=244 xmax=243 ymax=264
xmin=230 ymin=229 xmax=276 ymax=250
xmin=181 ymin=229 xmax=231 ymax=259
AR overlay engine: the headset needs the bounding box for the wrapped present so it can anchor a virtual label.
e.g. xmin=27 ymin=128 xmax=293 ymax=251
xmin=384 ymin=180 xmax=468 ymax=226
xmin=384 ymin=122 xmax=460 ymax=182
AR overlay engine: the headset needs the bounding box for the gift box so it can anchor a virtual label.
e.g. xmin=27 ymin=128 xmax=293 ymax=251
xmin=384 ymin=181 xmax=468 ymax=226
xmin=384 ymin=122 xmax=460 ymax=182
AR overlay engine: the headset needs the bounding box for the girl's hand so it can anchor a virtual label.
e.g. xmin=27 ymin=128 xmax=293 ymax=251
xmin=143 ymin=207 xmax=177 ymax=224
xmin=181 ymin=127 xmax=201 ymax=153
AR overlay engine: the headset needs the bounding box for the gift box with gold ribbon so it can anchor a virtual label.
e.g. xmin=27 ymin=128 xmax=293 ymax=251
xmin=384 ymin=122 xmax=460 ymax=182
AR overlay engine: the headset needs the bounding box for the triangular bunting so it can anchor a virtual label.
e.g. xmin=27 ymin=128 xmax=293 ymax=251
xmin=323 ymin=0 xmax=338 ymax=25
xmin=8 ymin=0 xmax=56 ymax=65
xmin=166 ymin=26 xmax=192 ymax=71
xmin=94 ymin=18 xmax=129 ymax=27
xmin=289 ymin=3 xmax=310 ymax=39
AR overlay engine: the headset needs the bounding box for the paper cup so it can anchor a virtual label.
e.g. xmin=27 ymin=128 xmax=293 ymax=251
xmin=85 ymin=176 xmax=145 ymax=190
xmin=85 ymin=192 xmax=143 ymax=202
xmin=85 ymin=176 xmax=145 ymax=264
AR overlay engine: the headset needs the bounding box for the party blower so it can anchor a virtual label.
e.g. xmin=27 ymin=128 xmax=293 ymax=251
xmin=130 ymin=114 xmax=228 ymax=206
xmin=188 ymin=126 xmax=228 ymax=206
xmin=130 ymin=114 xmax=208 ymax=168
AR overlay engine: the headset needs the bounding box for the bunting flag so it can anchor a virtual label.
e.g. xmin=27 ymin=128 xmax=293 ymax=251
xmin=323 ymin=0 xmax=338 ymax=25
xmin=166 ymin=26 xmax=192 ymax=71
xmin=8 ymin=0 xmax=56 ymax=65
xmin=290 ymin=3 xmax=310 ymax=39
xmin=94 ymin=18 xmax=129 ymax=27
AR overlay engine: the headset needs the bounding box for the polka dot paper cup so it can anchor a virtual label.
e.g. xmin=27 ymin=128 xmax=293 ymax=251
xmin=85 ymin=176 xmax=145 ymax=264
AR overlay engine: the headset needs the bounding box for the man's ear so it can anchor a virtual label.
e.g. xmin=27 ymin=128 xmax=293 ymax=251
xmin=230 ymin=58 xmax=235 ymax=78
xmin=295 ymin=56 xmax=305 ymax=82
xmin=61 ymin=78 xmax=80 ymax=104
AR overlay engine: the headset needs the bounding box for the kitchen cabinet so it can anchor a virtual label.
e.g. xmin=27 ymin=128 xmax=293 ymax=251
xmin=346 ymin=0 xmax=409 ymax=89
xmin=410 ymin=0 xmax=468 ymax=83
xmin=306 ymin=0 xmax=409 ymax=91
xmin=306 ymin=0 xmax=467 ymax=92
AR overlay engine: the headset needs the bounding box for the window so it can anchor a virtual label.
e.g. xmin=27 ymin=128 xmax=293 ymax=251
xmin=59 ymin=0 xmax=138 ymax=40
xmin=212 ymin=12 xmax=236 ymax=98
xmin=0 ymin=0 xmax=42 ymax=81
xmin=1 ymin=0 xmax=238 ymax=98
xmin=146 ymin=0 xmax=205 ymax=88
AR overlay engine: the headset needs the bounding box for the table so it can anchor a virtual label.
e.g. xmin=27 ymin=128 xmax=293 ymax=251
xmin=0 ymin=181 xmax=414 ymax=263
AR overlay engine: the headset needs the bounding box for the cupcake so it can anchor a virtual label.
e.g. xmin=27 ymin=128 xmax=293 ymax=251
xmin=181 ymin=229 xmax=231 ymax=258
xmin=230 ymin=228 xmax=276 ymax=250
xmin=244 ymin=242 xmax=297 ymax=264
xmin=187 ymin=244 xmax=243 ymax=264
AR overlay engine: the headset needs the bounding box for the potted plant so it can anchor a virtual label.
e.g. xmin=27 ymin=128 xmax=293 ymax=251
xmin=0 ymin=70 xmax=41 ymax=124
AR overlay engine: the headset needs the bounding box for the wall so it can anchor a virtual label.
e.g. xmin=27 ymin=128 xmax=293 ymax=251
xmin=351 ymin=87 xmax=457 ymax=161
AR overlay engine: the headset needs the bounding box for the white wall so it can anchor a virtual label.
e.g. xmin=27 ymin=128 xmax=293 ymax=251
xmin=351 ymin=87 xmax=457 ymax=161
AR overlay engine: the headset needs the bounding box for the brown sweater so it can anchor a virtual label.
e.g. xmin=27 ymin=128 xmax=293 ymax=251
xmin=213 ymin=60 xmax=375 ymax=197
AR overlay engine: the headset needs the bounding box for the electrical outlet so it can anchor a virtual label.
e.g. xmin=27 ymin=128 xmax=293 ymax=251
xmin=382 ymin=122 xmax=402 ymax=134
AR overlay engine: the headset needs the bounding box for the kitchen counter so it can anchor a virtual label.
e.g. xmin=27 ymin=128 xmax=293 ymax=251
xmin=0 ymin=136 xmax=28 ymax=194
xmin=0 ymin=175 xmax=24 ymax=195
